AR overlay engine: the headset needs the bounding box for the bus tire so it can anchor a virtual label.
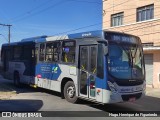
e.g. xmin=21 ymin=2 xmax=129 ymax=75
xmin=14 ymin=72 xmax=21 ymax=87
xmin=64 ymin=81 xmax=78 ymax=103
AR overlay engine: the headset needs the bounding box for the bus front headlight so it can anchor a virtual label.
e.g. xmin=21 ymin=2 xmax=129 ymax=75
xmin=108 ymin=81 xmax=118 ymax=93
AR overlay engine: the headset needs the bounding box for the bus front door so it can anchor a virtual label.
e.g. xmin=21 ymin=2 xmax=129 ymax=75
xmin=79 ymin=45 xmax=97 ymax=100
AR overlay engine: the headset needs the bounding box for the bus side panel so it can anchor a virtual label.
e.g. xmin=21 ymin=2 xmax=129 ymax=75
xmin=35 ymin=77 xmax=61 ymax=92
xmin=35 ymin=63 xmax=62 ymax=80
xmin=35 ymin=63 xmax=78 ymax=93
xmin=35 ymin=63 xmax=61 ymax=91
xmin=59 ymin=64 xmax=78 ymax=95
xmin=8 ymin=61 xmax=33 ymax=84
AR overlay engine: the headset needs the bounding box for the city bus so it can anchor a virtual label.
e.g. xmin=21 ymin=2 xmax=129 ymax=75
xmin=1 ymin=30 xmax=145 ymax=104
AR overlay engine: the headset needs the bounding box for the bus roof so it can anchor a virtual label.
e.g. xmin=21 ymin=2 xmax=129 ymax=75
xmin=21 ymin=35 xmax=47 ymax=42
xmin=2 ymin=30 xmax=104 ymax=46
xmin=46 ymin=30 xmax=103 ymax=41
xmin=20 ymin=30 xmax=103 ymax=42
xmin=2 ymin=30 xmax=139 ymax=47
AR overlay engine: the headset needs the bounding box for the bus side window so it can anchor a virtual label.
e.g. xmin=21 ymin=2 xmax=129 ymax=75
xmin=39 ymin=44 xmax=45 ymax=61
xmin=61 ymin=41 xmax=75 ymax=63
xmin=53 ymin=42 xmax=60 ymax=62
xmin=35 ymin=47 xmax=38 ymax=64
xmin=1 ymin=48 xmax=4 ymax=62
xmin=45 ymin=43 xmax=53 ymax=62
xmin=23 ymin=46 xmax=32 ymax=60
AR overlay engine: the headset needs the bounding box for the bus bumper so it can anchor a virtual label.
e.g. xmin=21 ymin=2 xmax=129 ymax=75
xmin=102 ymin=82 xmax=146 ymax=103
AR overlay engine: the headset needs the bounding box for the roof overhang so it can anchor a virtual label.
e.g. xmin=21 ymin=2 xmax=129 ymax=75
xmin=143 ymin=46 xmax=160 ymax=51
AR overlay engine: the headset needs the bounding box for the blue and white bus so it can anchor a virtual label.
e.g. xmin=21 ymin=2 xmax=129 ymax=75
xmin=1 ymin=30 xmax=145 ymax=104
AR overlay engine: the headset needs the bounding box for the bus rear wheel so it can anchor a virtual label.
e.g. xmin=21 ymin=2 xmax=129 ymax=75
xmin=14 ymin=72 xmax=20 ymax=87
xmin=64 ymin=81 xmax=78 ymax=103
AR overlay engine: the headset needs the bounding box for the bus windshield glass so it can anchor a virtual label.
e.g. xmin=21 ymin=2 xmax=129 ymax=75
xmin=105 ymin=32 xmax=145 ymax=80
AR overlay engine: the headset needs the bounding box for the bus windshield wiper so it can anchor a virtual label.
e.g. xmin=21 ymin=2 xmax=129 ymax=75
xmin=119 ymin=43 xmax=133 ymax=67
xmin=133 ymin=44 xmax=138 ymax=58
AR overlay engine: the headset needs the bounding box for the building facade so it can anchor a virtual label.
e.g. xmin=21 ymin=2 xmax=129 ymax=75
xmin=103 ymin=0 xmax=160 ymax=88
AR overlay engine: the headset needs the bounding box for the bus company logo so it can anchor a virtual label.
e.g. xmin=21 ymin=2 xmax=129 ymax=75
xmin=82 ymin=33 xmax=92 ymax=37
xmin=52 ymin=66 xmax=58 ymax=73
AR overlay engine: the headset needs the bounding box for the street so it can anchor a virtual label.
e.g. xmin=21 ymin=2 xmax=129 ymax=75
xmin=0 ymin=78 xmax=160 ymax=115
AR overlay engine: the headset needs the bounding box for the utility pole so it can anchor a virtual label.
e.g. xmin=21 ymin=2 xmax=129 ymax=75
xmin=0 ymin=23 xmax=12 ymax=44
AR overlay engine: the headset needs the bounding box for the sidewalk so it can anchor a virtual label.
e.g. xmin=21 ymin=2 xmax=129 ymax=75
xmin=146 ymin=87 xmax=160 ymax=98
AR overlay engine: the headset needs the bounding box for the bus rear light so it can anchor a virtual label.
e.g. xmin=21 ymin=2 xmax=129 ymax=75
xmin=90 ymin=84 xmax=95 ymax=89
xmin=37 ymin=74 xmax=42 ymax=78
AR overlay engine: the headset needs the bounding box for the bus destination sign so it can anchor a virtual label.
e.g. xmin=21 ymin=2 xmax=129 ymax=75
xmin=105 ymin=33 xmax=138 ymax=44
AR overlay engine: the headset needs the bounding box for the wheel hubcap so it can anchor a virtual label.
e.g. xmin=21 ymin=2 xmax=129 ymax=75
xmin=67 ymin=86 xmax=75 ymax=98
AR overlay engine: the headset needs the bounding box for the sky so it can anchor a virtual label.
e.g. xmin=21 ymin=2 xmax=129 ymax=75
xmin=0 ymin=0 xmax=102 ymax=46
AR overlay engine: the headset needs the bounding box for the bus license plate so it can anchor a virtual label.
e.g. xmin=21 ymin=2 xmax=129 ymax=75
xmin=129 ymin=97 xmax=136 ymax=102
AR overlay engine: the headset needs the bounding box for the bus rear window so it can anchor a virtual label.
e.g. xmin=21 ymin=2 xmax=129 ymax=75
xmin=13 ymin=46 xmax=22 ymax=60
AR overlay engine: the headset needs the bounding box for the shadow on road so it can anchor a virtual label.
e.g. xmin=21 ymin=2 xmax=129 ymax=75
xmin=0 ymin=78 xmax=62 ymax=97
xmin=76 ymin=95 xmax=160 ymax=112
xmin=0 ymin=99 xmax=43 ymax=112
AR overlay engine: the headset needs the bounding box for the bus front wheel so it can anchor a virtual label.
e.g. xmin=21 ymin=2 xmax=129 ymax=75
xmin=64 ymin=81 xmax=78 ymax=103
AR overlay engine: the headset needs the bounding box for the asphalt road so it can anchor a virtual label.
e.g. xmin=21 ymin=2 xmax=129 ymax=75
xmin=0 ymin=79 xmax=160 ymax=118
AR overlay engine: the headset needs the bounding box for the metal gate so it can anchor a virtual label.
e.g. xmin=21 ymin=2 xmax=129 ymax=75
xmin=144 ymin=54 xmax=153 ymax=85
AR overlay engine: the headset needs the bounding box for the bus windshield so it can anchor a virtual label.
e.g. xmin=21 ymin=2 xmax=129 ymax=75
xmin=105 ymin=32 xmax=145 ymax=80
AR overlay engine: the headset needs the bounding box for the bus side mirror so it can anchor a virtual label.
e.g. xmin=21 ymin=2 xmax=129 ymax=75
xmin=98 ymin=40 xmax=108 ymax=55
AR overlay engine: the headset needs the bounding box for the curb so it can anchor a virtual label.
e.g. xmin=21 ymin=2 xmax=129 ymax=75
xmin=0 ymin=91 xmax=17 ymax=95
xmin=0 ymin=83 xmax=17 ymax=100
xmin=0 ymin=91 xmax=17 ymax=100
xmin=145 ymin=87 xmax=160 ymax=98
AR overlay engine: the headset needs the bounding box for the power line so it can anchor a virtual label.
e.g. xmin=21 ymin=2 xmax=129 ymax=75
xmin=11 ymin=0 xmax=101 ymax=23
xmin=103 ymin=0 xmax=130 ymax=10
xmin=10 ymin=0 xmax=158 ymax=39
xmin=47 ymin=1 xmax=135 ymax=35
xmin=11 ymin=0 xmax=66 ymax=23
xmin=0 ymin=34 xmax=8 ymax=42
xmin=120 ymin=20 xmax=160 ymax=32
xmin=52 ymin=22 xmax=102 ymax=36
xmin=49 ymin=0 xmax=143 ymax=35
xmin=0 ymin=23 xmax=12 ymax=43
xmin=11 ymin=0 xmax=53 ymax=21
xmin=51 ymin=13 xmax=160 ymax=37
xmin=13 ymin=0 xmax=67 ymax=22
xmin=68 ymin=0 xmax=101 ymax=4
